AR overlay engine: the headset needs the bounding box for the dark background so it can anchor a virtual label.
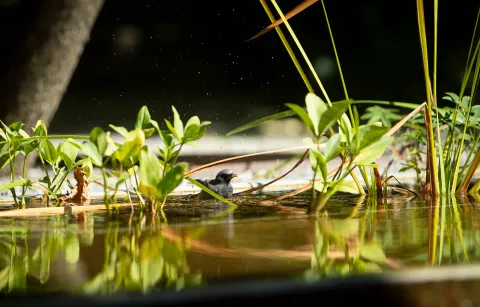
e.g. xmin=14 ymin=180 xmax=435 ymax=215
xmin=0 ymin=0 xmax=478 ymax=135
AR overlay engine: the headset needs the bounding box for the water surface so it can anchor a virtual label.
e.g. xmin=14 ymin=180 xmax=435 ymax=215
xmin=0 ymin=193 xmax=479 ymax=295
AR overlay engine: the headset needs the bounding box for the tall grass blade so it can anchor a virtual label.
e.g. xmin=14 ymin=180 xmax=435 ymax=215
xmin=258 ymin=0 xmax=315 ymax=93
xmin=416 ymin=0 xmax=440 ymax=196
xmin=248 ymin=0 xmax=319 ymax=41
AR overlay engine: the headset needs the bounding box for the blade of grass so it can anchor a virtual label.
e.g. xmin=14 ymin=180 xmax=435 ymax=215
xmin=416 ymin=0 xmax=440 ymax=196
xmin=249 ymin=0 xmax=319 ymax=41
xmin=258 ymin=0 xmax=315 ymax=93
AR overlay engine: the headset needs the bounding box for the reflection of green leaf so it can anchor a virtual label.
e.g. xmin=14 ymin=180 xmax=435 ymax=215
xmin=65 ymin=236 xmax=80 ymax=264
xmin=360 ymin=243 xmax=387 ymax=264
xmin=330 ymin=219 xmax=359 ymax=237
xmin=363 ymin=262 xmax=383 ymax=273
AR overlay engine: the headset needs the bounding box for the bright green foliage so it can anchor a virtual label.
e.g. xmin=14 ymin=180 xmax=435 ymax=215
xmin=0 ymin=105 xmax=212 ymax=211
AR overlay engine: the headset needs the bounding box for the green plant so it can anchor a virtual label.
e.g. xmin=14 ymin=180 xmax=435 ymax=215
xmin=0 ymin=104 xmax=223 ymax=212
xmin=287 ymin=93 xmax=393 ymax=212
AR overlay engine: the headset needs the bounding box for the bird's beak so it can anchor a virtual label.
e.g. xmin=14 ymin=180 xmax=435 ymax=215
xmin=231 ymin=173 xmax=238 ymax=179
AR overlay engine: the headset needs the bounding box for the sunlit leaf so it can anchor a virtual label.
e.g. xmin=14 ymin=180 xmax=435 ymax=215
xmin=139 ymin=146 xmax=162 ymax=198
xmin=89 ymin=127 xmax=107 ymax=156
xmin=351 ymin=124 xmax=389 ymax=155
xmin=305 ymin=93 xmax=328 ymax=136
xmin=355 ymin=136 xmax=394 ymax=166
xmin=324 ymin=134 xmax=341 ymax=161
xmin=82 ymin=141 xmax=103 ymax=167
xmin=0 ymin=179 xmax=27 ymax=192
xmin=33 ymin=120 xmax=47 ymax=137
xmin=157 ymin=163 xmax=186 ymax=197
xmin=109 ymin=124 xmax=129 ymax=138
xmin=41 ymin=139 xmax=57 ymax=166
xmin=317 ymin=100 xmax=351 ymax=137
xmin=172 ymin=106 xmax=184 ymax=140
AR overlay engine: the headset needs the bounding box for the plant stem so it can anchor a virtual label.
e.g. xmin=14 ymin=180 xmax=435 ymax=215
xmin=101 ymin=167 xmax=110 ymax=212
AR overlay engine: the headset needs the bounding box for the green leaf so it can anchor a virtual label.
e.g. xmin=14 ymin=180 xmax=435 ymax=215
xmin=109 ymin=124 xmax=129 ymax=138
xmin=58 ymin=140 xmax=78 ymax=170
xmin=89 ymin=127 xmax=108 ymax=156
xmin=305 ymin=93 xmax=328 ymax=136
xmin=172 ymin=106 xmax=184 ymax=140
xmin=139 ymin=146 xmax=163 ymax=198
xmin=324 ymin=134 xmax=341 ymax=162
xmin=112 ymin=128 xmax=145 ymax=166
xmin=309 ymin=150 xmax=327 ymax=181
xmin=65 ymin=236 xmax=80 ymax=264
xmin=360 ymin=243 xmax=387 ymax=264
xmin=82 ymin=141 xmax=103 ymax=167
xmin=20 ymin=139 xmax=39 ymax=156
xmin=9 ymin=121 xmax=23 ymax=132
xmin=0 ymin=179 xmax=28 ymax=192
xmin=135 ymin=106 xmax=152 ymax=129
xmin=317 ymin=100 xmax=351 ymax=137
xmin=66 ymin=138 xmax=83 ymax=151
xmin=134 ymin=107 xmax=156 ymax=139
xmin=186 ymin=177 xmax=237 ymax=208
xmin=183 ymin=123 xmax=200 ymax=142
xmin=33 ymin=120 xmax=47 ymax=136
xmin=286 ymin=103 xmax=314 ymax=135
xmin=226 ymin=109 xmax=296 ymax=136
xmin=165 ymin=119 xmax=181 ymax=142
xmin=41 ymin=139 xmax=57 ymax=165
xmin=157 ymin=163 xmax=186 ymax=197
xmin=352 ymin=124 xmax=389 ymax=154
xmin=355 ymin=136 xmax=394 ymax=166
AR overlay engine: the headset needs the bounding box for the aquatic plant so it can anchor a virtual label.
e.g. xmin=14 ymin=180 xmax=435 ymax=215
xmin=226 ymin=0 xmax=480 ymax=205
xmin=0 ymin=105 xmax=224 ymax=211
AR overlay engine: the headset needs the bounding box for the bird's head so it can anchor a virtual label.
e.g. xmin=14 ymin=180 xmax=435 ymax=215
xmin=215 ymin=169 xmax=237 ymax=183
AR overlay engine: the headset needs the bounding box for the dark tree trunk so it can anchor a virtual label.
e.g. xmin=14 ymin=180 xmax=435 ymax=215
xmin=0 ymin=0 xmax=104 ymax=176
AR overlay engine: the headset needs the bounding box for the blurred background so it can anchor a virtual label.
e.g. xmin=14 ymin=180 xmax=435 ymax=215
xmin=0 ymin=0 xmax=478 ymax=137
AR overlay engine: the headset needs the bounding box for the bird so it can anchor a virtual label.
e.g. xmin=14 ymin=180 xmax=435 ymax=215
xmin=194 ymin=169 xmax=237 ymax=200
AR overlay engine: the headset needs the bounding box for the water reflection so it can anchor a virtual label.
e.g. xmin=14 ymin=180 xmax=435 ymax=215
xmin=0 ymin=196 xmax=479 ymax=294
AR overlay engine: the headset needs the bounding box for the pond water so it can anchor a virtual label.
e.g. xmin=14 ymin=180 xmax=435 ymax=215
xmin=0 ymin=192 xmax=479 ymax=295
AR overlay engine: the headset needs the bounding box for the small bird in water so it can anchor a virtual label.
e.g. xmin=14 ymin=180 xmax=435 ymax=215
xmin=195 ymin=169 xmax=237 ymax=200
